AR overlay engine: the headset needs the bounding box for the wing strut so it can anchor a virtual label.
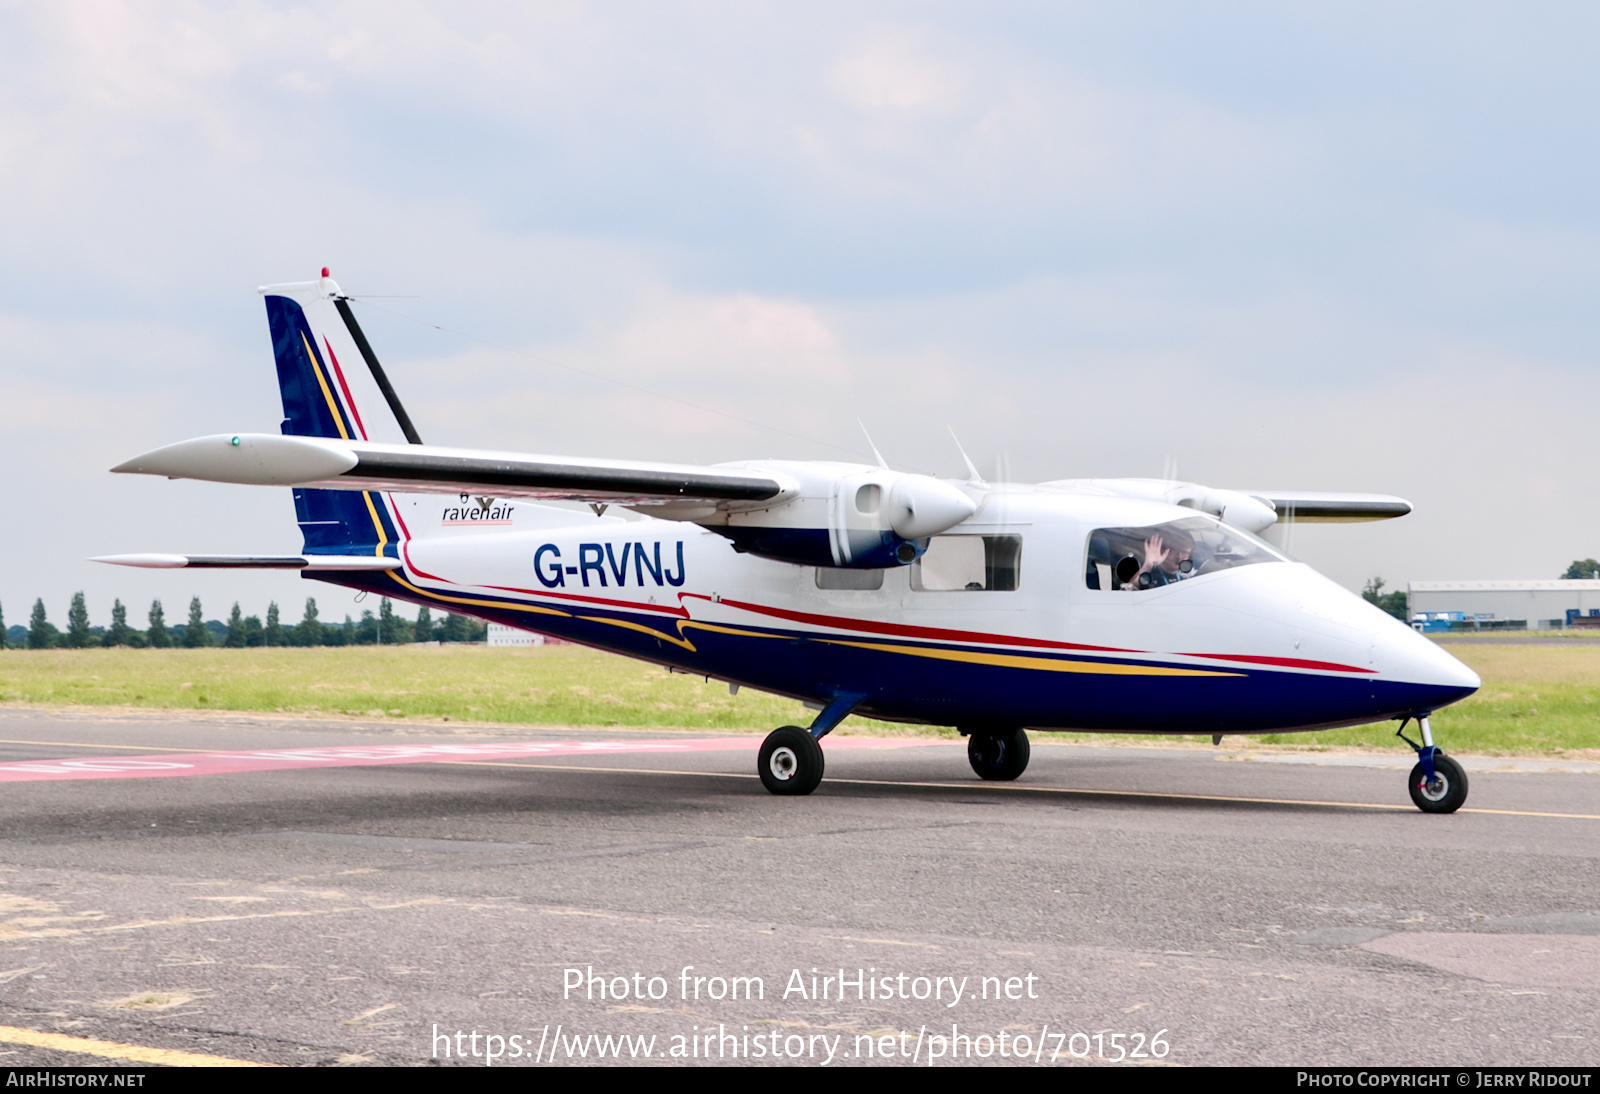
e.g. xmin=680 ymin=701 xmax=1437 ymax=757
xmin=332 ymin=296 xmax=425 ymax=445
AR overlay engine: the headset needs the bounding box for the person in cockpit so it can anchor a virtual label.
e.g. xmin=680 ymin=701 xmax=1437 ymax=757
xmin=1127 ymin=530 xmax=1195 ymax=589
xmin=1093 ymin=518 xmax=1277 ymax=592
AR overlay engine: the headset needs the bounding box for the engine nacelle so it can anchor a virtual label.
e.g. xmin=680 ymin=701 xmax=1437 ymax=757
xmin=1040 ymin=478 xmax=1278 ymax=535
xmin=704 ymin=462 xmax=980 ymax=568
xmin=1199 ymin=488 xmax=1277 ymax=535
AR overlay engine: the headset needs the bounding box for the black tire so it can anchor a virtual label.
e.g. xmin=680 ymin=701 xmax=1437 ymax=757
xmin=968 ymin=727 xmax=1030 ymax=781
xmin=758 ymin=726 xmax=824 ymax=796
xmin=1408 ymin=753 xmax=1468 ymax=814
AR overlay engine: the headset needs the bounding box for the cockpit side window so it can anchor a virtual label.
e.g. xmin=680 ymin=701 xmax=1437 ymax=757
xmin=1085 ymin=516 xmax=1283 ymax=591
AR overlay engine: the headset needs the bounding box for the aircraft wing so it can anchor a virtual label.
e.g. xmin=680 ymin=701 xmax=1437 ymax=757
xmin=111 ymin=433 xmax=791 ymax=510
xmin=1041 ymin=478 xmax=1411 ymax=532
xmin=91 ymin=554 xmax=402 ymax=570
xmin=1245 ymin=491 xmax=1411 ymax=522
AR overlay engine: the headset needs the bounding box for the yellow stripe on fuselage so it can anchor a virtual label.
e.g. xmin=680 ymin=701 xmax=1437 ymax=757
xmin=388 ymin=571 xmax=572 ymax=619
xmin=567 ymin=616 xmax=789 ymax=652
xmin=681 ymin=620 xmax=788 ymax=641
xmin=582 ymin=615 xmax=697 ymax=651
xmin=817 ymin=639 xmax=1242 ymax=677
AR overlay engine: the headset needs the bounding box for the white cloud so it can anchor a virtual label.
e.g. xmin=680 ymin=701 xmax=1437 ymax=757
xmin=829 ymin=29 xmax=968 ymax=113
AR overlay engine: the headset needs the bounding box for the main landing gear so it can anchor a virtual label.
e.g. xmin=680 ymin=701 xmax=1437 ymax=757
xmin=758 ymin=727 xmax=824 ymax=795
xmin=758 ymin=693 xmax=864 ymax=796
xmin=965 ymin=726 xmax=1031 ymax=781
xmin=756 ymin=701 xmax=1037 ymax=795
xmin=1397 ymin=715 xmax=1468 ymax=814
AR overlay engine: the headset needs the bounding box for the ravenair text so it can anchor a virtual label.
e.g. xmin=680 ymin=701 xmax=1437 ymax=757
xmin=442 ymin=493 xmax=513 ymax=524
xmin=563 ymin=966 xmax=1040 ymax=1008
xmin=535 ymin=541 xmax=686 ymax=589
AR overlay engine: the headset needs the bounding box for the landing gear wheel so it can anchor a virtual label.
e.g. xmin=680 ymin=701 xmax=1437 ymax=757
xmin=1408 ymin=753 xmax=1468 ymax=814
xmin=968 ymin=727 xmax=1030 ymax=781
xmin=758 ymin=726 xmax=824 ymax=796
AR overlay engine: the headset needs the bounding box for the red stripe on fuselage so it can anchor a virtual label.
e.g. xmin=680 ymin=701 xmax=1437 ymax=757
xmin=1176 ymin=652 xmax=1375 ymax=674
xmin=685 ymin=596 xmax=1374 ymax=674
xmin=681 ymin=593 xmax=1136 ymax=653
xmin=386 ymin=497 xmax=454 ymax=582
xmin=367 ymin=558 xmax=1373 ymax=677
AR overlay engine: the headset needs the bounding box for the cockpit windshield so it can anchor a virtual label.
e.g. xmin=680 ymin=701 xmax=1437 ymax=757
xmin=1085 ymin=516 xmax=1285 ymax=591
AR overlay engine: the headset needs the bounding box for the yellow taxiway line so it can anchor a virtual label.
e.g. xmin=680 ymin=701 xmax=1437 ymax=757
xmin=0 ymin=1024 xmax=272 ymax=1067
xmin=438 ymin=760 xmax=1600 ymax=821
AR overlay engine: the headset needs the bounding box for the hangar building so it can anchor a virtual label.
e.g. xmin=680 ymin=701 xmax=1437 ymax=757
xmin=1407 ymin=579 xmax=1600 ymax=631
xmin=487 ymin=623 xmax=547 ymax=647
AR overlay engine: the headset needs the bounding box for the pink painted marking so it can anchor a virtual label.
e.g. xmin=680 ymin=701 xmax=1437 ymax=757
xmin=0 ymin=736 xmax=943 ymax=784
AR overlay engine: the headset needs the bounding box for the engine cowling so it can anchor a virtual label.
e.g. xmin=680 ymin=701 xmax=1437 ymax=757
xmin=1039 ymin=478 xmax=1279 ymax=535
xmin=1200 ymin=488 xmax=1277 ymax=535
xmin=705 ymin=462 xmax=980 ymax=568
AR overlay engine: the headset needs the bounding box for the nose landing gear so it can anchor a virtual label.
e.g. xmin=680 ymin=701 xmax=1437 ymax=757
xmin=1397 ymin=715 xmax=1468 ymax=814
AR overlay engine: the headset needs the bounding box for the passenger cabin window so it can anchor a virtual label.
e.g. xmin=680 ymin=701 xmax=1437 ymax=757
xmin=1086 ymin=516 xmax=1282 ymax=591
xmin=815 ymin=568 xmax=884 ymax=590
xmin=912 ymin=535 xmax=1022 ymax=591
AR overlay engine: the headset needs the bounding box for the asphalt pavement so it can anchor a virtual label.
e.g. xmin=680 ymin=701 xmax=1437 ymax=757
xmin=0 ymin=707 xmax=1594 ymax=1068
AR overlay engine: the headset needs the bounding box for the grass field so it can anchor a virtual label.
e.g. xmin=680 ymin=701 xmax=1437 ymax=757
xmin=0 ymin=643 xmax=1596 ymax=756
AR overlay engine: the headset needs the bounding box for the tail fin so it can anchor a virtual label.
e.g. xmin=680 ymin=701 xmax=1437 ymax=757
xmin=262 ymin=281 xmax=399 ymax=557
xmin=265 ymin=290 xmax=368 ymax=443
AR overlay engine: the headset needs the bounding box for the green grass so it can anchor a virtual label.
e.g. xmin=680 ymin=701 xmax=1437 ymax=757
xmin=0 ymin=643 xmax=1595 ymax=756
xmin=1047 ymin=644 xmax=1600 ymax=755
xmin=0 ymin=645 xmax=922 ymax=736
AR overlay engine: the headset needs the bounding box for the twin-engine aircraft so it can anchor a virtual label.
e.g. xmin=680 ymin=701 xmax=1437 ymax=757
xmin=99 ymin=271 xmax=1480 ymax=812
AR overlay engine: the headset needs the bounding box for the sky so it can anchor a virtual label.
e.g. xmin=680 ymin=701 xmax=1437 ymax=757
xmin=3 ymin=1 xmax=1599 ymax=628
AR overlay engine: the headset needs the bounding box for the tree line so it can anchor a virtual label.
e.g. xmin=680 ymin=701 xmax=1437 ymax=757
xmin=0 ymin=593 xmax=487 ymax=650
xmin=1361 ymin=578 xmax=1407 ymax=620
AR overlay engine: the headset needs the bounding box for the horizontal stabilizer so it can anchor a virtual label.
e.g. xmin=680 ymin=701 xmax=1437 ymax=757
xmin=91 ymin=554 xmax=402 ymax=571
xmin=1247 ymin=491 xmax=1411 ymax=522
xmin=112 ymin=433 xmax=789 ymax=509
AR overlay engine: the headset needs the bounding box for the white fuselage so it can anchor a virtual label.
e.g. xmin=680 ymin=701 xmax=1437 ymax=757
xmin=338 ymin=484 xmax=1478 ymax=736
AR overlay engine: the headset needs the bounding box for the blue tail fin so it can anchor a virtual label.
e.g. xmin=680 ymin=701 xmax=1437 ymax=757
xmin=263 ymin=291 xmax=399 ymax=557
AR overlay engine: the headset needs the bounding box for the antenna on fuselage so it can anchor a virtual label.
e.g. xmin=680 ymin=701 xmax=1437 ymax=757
xmin=947 ymin=427 xmax=986 ymax=485
xmin=857 ymin=420 xmax=888 ymax=469
xmin=326 ymin=269 xmax=425 ymax=445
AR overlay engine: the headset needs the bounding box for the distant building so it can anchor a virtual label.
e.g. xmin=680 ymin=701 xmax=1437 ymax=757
xmin=1407 ymin=580 xmax=1600 ymax=632
xmin=486 ymin=623 xmax=547 ymax=647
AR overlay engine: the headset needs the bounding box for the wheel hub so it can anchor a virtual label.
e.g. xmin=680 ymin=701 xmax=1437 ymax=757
xmin=768 ymin=746 xmax=798 ymax=782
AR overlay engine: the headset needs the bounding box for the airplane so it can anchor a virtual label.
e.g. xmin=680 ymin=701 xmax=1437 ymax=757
xmin=96 ymin=270 xmax=1481 ymax=813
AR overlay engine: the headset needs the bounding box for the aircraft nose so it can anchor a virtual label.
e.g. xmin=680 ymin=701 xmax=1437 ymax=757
xmin=1373 ymin=622 xmax=1480 ymax=708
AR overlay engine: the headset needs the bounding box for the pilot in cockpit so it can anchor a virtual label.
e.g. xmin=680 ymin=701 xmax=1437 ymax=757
xmin=1095 ymin=518 xmax=1274 ymax=592
xmin=1125 ymin=529 xmax=1196 ymax=589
